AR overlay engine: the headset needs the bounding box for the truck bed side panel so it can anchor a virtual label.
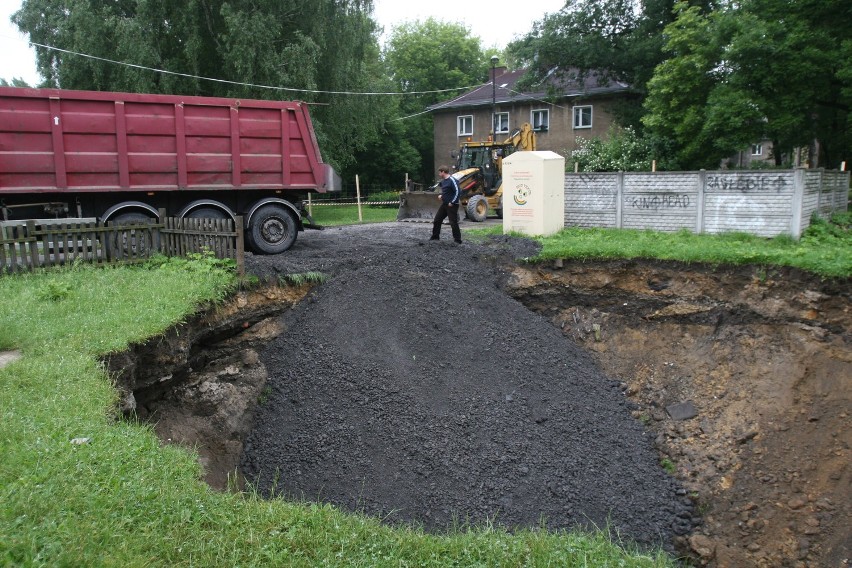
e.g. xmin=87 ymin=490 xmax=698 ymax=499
xmin=0 ymin=87 xmax=329 ymax=194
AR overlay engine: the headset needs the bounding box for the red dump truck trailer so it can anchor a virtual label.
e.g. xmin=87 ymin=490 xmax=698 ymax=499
xmin=0 ymin=87 xmax=340 ymax=253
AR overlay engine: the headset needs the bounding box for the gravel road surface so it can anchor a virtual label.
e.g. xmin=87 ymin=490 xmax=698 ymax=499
xmin=241 ymin=222 xmax=694 ymax=549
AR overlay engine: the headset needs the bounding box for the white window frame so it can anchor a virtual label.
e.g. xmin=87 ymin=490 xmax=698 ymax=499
xmin=531 ymin=109 xmax=549 ymax=132
xmin=493 ymin=112 xmax=509 ymax=134
xmin=751 ymin=144 xmax=763 ymax=156
xmin=457 ymin=115 xmax=473 ymax=136
xmin=573 ymin=105 xmax=593 ymax=129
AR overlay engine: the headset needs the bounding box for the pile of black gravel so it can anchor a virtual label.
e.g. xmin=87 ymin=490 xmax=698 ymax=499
xmin=241 ymin=224 xmax=695 ymax=550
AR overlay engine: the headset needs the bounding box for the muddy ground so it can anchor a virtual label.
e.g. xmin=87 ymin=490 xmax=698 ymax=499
xmin=111 ymin=221 xmax=850 ymax=567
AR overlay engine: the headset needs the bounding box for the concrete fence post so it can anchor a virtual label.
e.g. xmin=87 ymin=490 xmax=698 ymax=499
xmin=815 ymin=169 xmax=822 ymax=215
xmin=696 ymin=170 xmax=707 ymax=235
xmin=615 ymin=171 xmax=624 ymax=229
xmin=790 ymin=168 xmax=806 ymax=239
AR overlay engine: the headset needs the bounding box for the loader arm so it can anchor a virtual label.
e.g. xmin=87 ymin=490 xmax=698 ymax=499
xmin=501 ymin=122 xmax=537 ymax=151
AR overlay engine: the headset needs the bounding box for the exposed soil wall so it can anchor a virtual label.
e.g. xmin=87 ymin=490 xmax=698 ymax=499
xmin=110 ymin=222 xmax=850 ymax=567
xmin=509 ymin=260 xmax=850 ymax=567
xmin=107 ymin=285 xmax=309 ymax=489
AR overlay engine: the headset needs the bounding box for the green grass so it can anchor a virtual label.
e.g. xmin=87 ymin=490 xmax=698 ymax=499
xmin=306 ymin=203 xmax=850 ymax=278
xmin=0 ymin=258 xmax=678 ymax=567
xmin=280 ymin=271 xmax=329 ymax=286
xmin=524 ymin=212 xmax=851 ymax=278
xmin=308 ymin=203 xmax=399 ymax=226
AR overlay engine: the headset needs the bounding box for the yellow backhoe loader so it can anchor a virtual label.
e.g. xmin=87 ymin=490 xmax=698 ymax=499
xmin=397 ymin=123 xmax=537 ymax=222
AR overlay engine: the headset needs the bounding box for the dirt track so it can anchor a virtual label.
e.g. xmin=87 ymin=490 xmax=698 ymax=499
xmin=121 ymin=221 xmax=850 ymax=567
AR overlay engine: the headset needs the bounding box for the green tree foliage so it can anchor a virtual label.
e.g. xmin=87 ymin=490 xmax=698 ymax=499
xmin=382 ymin=18 xmax=491 ymax=184
xmin=12 ymin=0 xmax=388 ymax=173
xmin=641 ymin=4 xmax=729 ymax=169
xmin=643 ymin=0 xmax=852 ymax=169
xmin=0 ymin=78 xmax=32 ymax=87
xmin=508 ymin=0 xmax=715 ymax=127
xmin=511 ymin=0 xmax=640 ymax=85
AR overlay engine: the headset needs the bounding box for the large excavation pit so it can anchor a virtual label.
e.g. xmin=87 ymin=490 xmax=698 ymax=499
xmin=109 ymin=225 xmax=850 ymax=567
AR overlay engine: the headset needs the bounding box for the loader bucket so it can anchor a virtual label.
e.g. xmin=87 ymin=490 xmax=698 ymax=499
xmin=397 ymin=191 xmax=464 ymax=224
xmin=397 ymin=191 xmax=441 ymax=222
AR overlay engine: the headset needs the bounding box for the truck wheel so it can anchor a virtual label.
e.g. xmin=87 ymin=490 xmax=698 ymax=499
xmin=185 ymin=207 xmax=228 ymax=219
xmin=466 ymin=195 xmax=488 ymax=222
xmin=110 ymin=211 xmax=155 ymax=257
xmin=248 ymin=204 xmax=297 ymax=254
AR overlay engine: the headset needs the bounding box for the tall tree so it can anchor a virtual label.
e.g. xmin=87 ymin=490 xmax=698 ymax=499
xmin=0 ymin=78 xmax=32 ymax=87
xmin=12 ymin=0 xmax=388 ymax=172
xmin=383 ymin=18 xmax=490 ymax=184
xmin=640 ymin=3 xmax=732 ymax=168
xmin=643 ymin=0 xmax=852 ymax=169
xmin=508 ymin=0 xmax=716 ymax=128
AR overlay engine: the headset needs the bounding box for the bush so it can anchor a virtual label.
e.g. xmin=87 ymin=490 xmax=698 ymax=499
xmin=568 ymin=126 xmax=656 ymax=172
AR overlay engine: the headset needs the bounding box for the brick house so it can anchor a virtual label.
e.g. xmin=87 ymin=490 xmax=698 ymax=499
xmin=427 ymin=66 xmax=636 ymax=173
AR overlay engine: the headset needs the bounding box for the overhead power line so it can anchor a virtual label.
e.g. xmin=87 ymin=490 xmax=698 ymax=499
xmin=19 ymin=39 xmax=481 ymax=97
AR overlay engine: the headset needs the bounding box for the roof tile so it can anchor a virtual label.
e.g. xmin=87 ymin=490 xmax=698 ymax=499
xmin=428 ymin=67 xmax=630 ymax=111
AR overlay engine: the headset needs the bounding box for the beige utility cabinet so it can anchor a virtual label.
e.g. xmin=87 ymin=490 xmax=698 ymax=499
xmin=502 ymin=151 xmax=565 ymax=236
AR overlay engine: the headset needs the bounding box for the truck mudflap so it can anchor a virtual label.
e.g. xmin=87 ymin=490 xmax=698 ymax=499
xmin=301 ymin=210 xmax=324 ymax=230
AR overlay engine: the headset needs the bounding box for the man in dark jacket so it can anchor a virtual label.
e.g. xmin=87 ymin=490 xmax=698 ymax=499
xmin=430 ymin=165 xmax=462 ymax=244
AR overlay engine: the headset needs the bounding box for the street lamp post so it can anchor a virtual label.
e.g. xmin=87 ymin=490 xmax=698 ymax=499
xmin=490 ymin=55 xmax=498 ymax=138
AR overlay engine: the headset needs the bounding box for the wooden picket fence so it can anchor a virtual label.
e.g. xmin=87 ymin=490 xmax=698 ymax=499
xmin=0 ymin=213 xmax=244 ymax=276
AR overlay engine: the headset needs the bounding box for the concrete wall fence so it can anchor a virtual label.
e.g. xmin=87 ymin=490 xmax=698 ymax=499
xmin=564 ymin=169 xmax=850 ymax=238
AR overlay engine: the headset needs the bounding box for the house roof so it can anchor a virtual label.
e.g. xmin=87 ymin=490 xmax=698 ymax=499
xmin=427 ymin=67 xmax=631 ymax=113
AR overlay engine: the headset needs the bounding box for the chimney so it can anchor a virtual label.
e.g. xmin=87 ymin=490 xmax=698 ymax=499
xmin=490 ymin=66 xmax=507 ymax=82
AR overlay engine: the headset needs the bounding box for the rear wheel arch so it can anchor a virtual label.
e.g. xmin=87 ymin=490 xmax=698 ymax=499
xmin=245 ymin=198 xmax=303 ymax=229
xmin=178 ymin=200 xmax=235 ymax=221
xmin=100 ymin=201 xmax=159 ymax=222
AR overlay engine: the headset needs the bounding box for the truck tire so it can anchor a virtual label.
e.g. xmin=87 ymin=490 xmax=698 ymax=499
xmin=185 ymin=207 xmax=228 ymax=219
xmin=109 ymin=211 xmax=155 ymax=257
xmin=248 ymin=204 xmax=297 ymax=254
xmin=466 ymin=194 xmax=488 ymax=222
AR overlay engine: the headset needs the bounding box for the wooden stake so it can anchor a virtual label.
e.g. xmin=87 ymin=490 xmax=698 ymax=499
xmin=307 ymin=192 xmax=313 ymax=217
xmin=355 ymin=174 xmax=363 ymax=222
xmin=652 ymin=160 xmax=657 ymax=172
xmin=841 ymin=161 xmax=846 ymax=172
xmin=574 ymin=162 xmax=579 ymax=173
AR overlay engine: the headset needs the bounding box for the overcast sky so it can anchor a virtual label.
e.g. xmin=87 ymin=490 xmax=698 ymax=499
xmin=0 ymin=0 xmax=39 ymax=84
xmin=372 ymin=0 xmax=565 ymax=49
xmin=0 ymin=0 xmax=565 ymax=86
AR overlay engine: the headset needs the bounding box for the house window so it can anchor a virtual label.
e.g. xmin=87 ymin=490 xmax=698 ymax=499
xmin=493 ymin=112 xmax=509 ymax=134
xmin=751 ymin=144 xmax=763 ymax=156
xmin=532 ymin=109 xmax=549 ymax=132
xmin=457 ymin=115 xmax=473 ymax=136
xmin=573 ymin=105 xmax=592 ymax=129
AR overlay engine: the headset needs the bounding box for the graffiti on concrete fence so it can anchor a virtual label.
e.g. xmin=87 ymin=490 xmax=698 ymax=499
xmin=576 ymin=174 xmax=618 ymax=208
xmin=627 ymin=194 xmax=691 ymax=210
xmin=706 ymin=174 xmax=789 ymax=193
